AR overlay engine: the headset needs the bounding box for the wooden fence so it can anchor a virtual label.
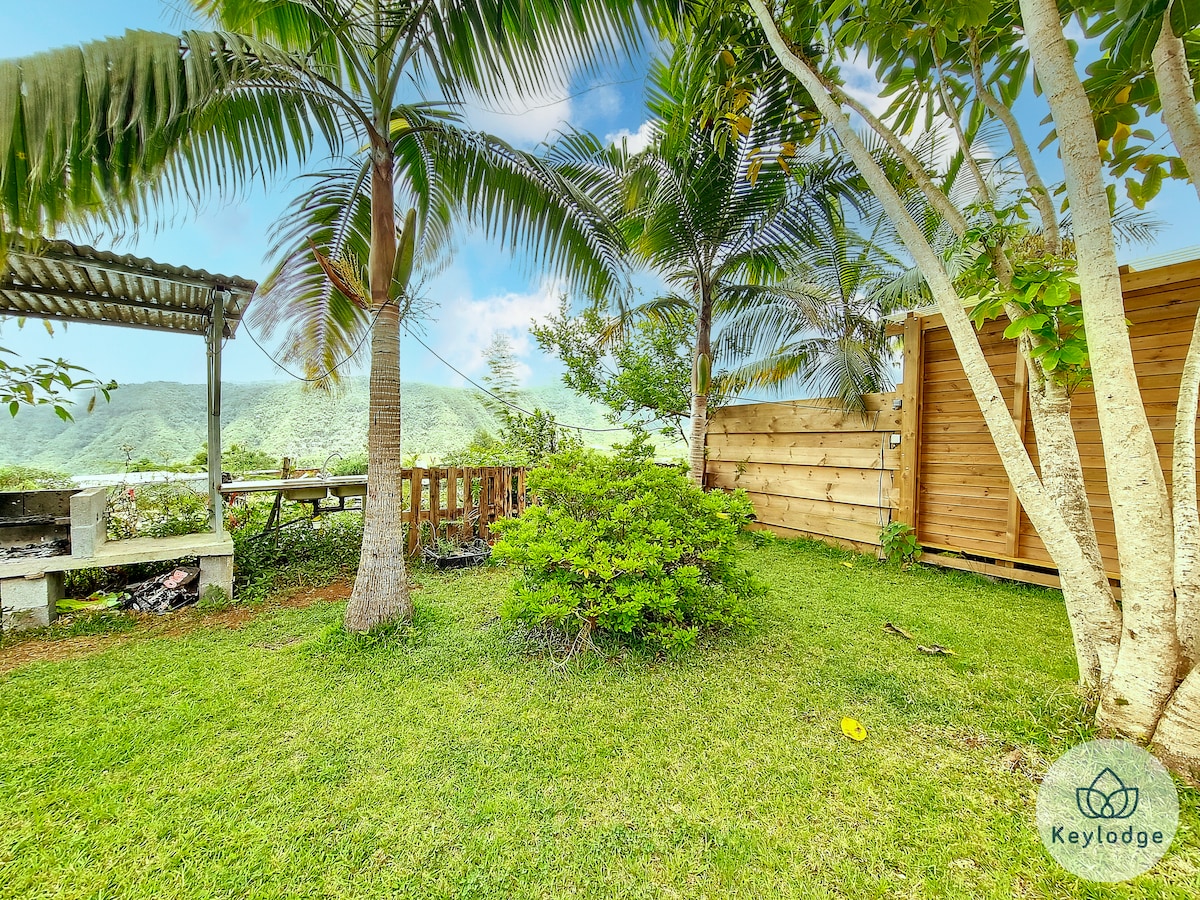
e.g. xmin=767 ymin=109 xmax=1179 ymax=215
xmin=706 ymin=256 xmax=1200 ymax=588
xmin=401 ymin=466 xmax=527 ymax=554
xmin=226 ymin=466 xmax=527 ymax=555
xmin=705 ymin=394 xmax=900 ymax=551
xmin=896 ymin=258 xmax=1200 ymax=584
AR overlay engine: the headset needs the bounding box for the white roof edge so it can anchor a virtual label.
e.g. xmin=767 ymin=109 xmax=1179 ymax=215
xmin=1123 ymin=246 xmax=1200 ymax=272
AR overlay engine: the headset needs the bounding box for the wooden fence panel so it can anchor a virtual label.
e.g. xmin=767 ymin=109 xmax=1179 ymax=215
xmin=705 ymin=257 xmax=1200 ymax=587
xmin=902 ymin=259 xmax=1200 ymax=581
xmin=705 ymin=395 xmax=899 ymax=552
xmin=392 ymin=466 xmax=523 ymax=554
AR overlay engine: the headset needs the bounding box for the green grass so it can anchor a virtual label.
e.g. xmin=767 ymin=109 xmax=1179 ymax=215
xmin=1 ymin=538 xmax=1197 ymax=899
xmin=0 ymin=609 xmax=136 ymax=648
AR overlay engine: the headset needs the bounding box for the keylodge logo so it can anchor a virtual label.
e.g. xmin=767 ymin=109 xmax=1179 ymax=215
xmin=1075 ymin=767 xmax=1139 ymax=820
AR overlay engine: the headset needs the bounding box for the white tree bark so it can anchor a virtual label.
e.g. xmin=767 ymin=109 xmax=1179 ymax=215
xmin=1152 ymin=666 xmax=1200 ymax=784
xmin=1153 ymin=14 xmax=1200 ymax=208
xmin=1173 ymin=309 xmax=1200 ymax=669
xmin=835 ymin=88 xmax=968 ymax=235
xmin=1150 ymin=14 xmax=1200 ymax=662
xmin=940 ymin=84 xmax=1121 ymax=681
xmin=747 ymin=0 xmax=1121 ymax=684
xmin=1019 ymin=0 xmax=1180 ymax=740
xmin=936 ymin=77 xmax=994 ymax=206
xmin=1024 ymin=372 xmax=1122 ymax=682
xmin=968 ymin=39 xmax=1061 ymax=254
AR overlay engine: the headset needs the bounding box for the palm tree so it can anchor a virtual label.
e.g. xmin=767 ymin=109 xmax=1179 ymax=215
xmin=551 ymin=38 xmax=846 ymax=483
xmin=1 ymin=1 xmax=665 ymax=630
xmin=720 ymin=197 xmax=904 ymax=414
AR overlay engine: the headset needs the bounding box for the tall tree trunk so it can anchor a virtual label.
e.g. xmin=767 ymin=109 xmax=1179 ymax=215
xmin=935 ymin=74 xmax=1120 ymax=679
xmin=1024 ymin=370 xmax=1122 ymax=684
xmin=968 ymin=37 xmax=1061 ymax=254
xmin=747 ymin=1 xmax=1117 ymax=675
xmin=1156 ymin=7 xmax=1200 ymax=672
xmin=1019 ymin=0 xmax=1181 ymax=741
xmin=1152 ymin=14 xmax=1200 ymax=208
xmin=344 ymin=144 xmax=413 ymax=631
xmin=1172 ymin=309 xmax=1200 ymax=670
xmin=1152 ymin=667 xmax=1200 ymax=783
xmin=1149 ymin=10 xmax=1200 ymax=775
xmin=688 ymin=285 xmax=714 ymax=486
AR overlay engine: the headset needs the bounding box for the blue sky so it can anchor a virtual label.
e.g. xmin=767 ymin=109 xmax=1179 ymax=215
xmin=0 ymin=0 xmax=655 ymax=388
xmin=1 ymin=3 xmax=1198 ymax=391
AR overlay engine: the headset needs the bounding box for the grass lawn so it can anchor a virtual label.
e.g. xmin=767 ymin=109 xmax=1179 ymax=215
xmin=1 ymin=537 xmax=1197 ymax=899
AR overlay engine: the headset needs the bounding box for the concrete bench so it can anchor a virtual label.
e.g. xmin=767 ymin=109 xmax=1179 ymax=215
xmin=0 ymin=532 xmax=233 ymax=632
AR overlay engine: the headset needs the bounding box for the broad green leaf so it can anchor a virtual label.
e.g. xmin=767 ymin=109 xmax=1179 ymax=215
xmin=1004 ymin=314 xmax=1050 ymax=339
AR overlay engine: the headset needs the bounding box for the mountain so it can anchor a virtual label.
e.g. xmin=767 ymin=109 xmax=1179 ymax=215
xmin=0 ymin=379 xmax=625 ymax=474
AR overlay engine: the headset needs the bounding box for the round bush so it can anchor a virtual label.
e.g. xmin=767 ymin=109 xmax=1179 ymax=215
xmin=491 ymin=438 xmax=761 ymax=655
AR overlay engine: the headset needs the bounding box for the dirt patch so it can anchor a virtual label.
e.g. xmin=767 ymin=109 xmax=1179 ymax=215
xmin=0 ymin=579 xmax=354 ymax=675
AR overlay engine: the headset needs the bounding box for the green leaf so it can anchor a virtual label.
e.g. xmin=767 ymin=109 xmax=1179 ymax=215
xmin=1041 ymin=282 xmax=1074 ymax=306
xmin=1004 ymin=314 xmax=1050 ymax=339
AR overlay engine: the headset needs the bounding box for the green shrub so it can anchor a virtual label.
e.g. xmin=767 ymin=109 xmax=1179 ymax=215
xmin=232 ymin=506 xmax=363 ymax=602
xmin=328 ymin=452 xmax=368 ymax=476
xmin=491 ymin=437 xmax=761 ymax=655
xmin=192 ymin=443 xmax=278 ymax=474
xmin=107 ymin=481 xmax=209 ymax=540
xmin=0 ymin=465 xmax=72 ymax=490
xmin=879 ymin=521 xmax=921 ymax=565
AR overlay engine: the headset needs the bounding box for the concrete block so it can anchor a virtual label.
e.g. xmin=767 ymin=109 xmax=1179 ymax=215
xmin=1 ymin=573 xmax=62 ymax=631
xmin=70 ymin=486 xmax=108 ymax=558
xmin=199 ymin=554 xmax=234 ymax=603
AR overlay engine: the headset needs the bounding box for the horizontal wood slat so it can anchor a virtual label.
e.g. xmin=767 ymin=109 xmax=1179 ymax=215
xmin=706 ymin=396 xmax=899 ymax=549
xmin=706 ymin=257 xmax=1200 ymax=590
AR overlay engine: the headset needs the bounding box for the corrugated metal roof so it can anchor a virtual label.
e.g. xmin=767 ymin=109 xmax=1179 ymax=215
xmin=0 ymin=238 xmax=257 ymax=337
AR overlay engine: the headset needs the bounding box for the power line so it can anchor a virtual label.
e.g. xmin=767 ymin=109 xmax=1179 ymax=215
xmin=238 ymin=301 xmax=391 ymax=385
xmin=238 ymin=307 xmax=630 ymax=434
xmin=403 ymin=325 xmax=629 ymax=433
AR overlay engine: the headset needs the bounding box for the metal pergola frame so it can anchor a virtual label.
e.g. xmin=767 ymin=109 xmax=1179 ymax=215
xmin=0 ymin=237 xmax=258 ymax=535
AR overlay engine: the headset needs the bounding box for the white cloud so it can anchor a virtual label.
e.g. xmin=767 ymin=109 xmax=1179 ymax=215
xmin=583 ymin=82 xmax=624 ymax=121
xmin=605 ymin=120 xmax=656 ymax=153
xmin=437 ymin=280 xmax=565 ymax=386
xmin=460 ymin=58 xmax=576 ymax=147
xmin=838 ymin=49 xmax=892 ymax=118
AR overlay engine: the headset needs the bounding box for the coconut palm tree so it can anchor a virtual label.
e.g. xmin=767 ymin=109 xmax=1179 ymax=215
xmin=1 ymin=0 xmax=667 ymax=630
xmin=549 ymin=36 xmax=848 ymax=484
xmin=720 ymin=197 xmax=904 ymax=414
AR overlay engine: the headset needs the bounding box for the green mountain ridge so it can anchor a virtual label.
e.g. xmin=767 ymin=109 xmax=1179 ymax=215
xmin=0 ymin=379 xmax=624 ymax=474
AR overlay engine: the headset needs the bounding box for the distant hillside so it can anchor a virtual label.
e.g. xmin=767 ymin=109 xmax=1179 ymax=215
xmin=0 ymin=379 xmax=624 ymax=474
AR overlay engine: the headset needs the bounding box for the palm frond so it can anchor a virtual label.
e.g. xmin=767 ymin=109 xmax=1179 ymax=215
xmin=0 ymin=28 xmax=344 ymax=245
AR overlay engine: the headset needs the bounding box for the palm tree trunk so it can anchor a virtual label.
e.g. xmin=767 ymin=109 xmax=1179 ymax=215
xmin=344 ymin=145 xmax=412 ymax=631
xmin=688 ymin=285 xmax=714 ymax=486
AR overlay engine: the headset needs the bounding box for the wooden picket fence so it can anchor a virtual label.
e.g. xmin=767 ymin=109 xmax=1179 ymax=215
xmin=401 ymin=466 xmax=527 ymax=554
